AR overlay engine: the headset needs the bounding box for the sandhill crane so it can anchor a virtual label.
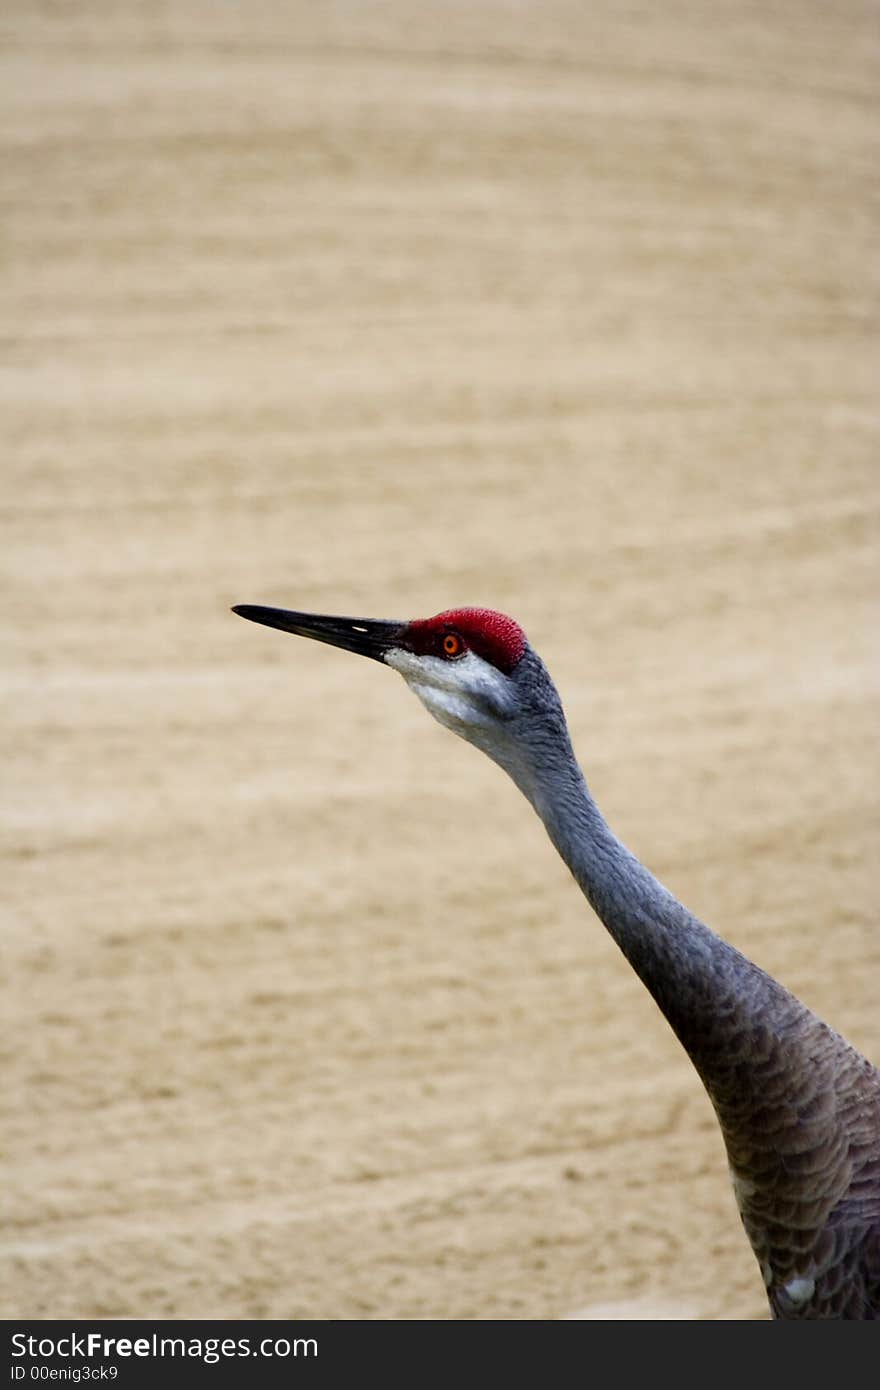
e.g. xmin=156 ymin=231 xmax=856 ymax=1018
xmin=232 ymin=602 xmax=880 ymax=1319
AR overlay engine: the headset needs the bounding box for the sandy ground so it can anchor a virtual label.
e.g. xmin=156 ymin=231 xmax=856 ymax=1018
xmin=2 ymin=1 xmax=878 ymax=1322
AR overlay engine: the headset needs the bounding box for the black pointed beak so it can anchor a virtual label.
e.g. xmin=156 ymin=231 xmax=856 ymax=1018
xmin=232 ymin=605 xmax=404 ymax=664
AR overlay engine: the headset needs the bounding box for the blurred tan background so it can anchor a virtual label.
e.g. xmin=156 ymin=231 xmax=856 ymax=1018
xmin=3 ymin=1 xmax=878 ymax=1320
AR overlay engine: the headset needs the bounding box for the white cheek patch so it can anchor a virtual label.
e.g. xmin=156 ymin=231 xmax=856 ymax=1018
xmin=385 ymin=647 xmax=438 ymax=681
xmin=384 ymin=642 xmax=536 ymax=806
xmin=386 ymin=646 xmax=489 ymax=694
xmin=385 ymin=647 xmax=509 ymax=732
xmin=412 ymin=683 xmax=476 ymax=733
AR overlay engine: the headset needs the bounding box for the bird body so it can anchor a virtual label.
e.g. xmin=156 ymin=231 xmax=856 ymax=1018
xmin=233 ymin=602 xmax=880 ymax=1318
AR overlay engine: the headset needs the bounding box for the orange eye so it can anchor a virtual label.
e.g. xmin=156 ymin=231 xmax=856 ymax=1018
xmin=442 ymin=632 xmax=463 ymax=658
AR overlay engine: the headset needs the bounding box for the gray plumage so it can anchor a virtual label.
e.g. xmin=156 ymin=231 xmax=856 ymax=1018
xmin=504 ymin=647 xmax=880 ymax=1319
xmin=233 ymin=603 xmax=880 ymax=1319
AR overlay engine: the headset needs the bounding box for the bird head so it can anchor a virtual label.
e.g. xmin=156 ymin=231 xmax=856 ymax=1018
xmin=232 ymin=604 xmax=573 ymax=797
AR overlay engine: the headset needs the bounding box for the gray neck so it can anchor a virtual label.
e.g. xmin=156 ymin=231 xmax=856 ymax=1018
xmin=487 ymin=721 xmax=803 ymax=1090
xmin=469 ymin=659 xmax=880 ymax=1315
